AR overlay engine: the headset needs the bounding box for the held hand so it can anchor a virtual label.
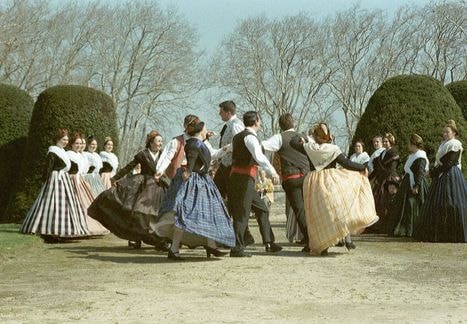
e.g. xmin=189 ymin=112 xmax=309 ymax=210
xmin=272 ymin=174 xmax=280 ymax=185
xmin=361 ymin=168 xmax=369 ymax=177
xmin=181 ymin=170 xmax=191 ymax=181
xmin=206 ymin=131 xmax=216 ymax=138
xmin=154 ymin=172 xmax=162 ymax=181
xmin=298 ymin=137 xmax=305 ymax=144
xmin=411 ymin=187 xmax=419 ymax=195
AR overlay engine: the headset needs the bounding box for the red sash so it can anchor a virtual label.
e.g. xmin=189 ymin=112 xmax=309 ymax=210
xmin=230 ymin=165 xmax=258 ymax=178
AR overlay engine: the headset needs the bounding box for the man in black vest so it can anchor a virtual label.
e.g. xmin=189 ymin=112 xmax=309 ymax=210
xmin=228 ymin=111 xmax=281 ymax=257
xmin=262 ymin=113 xmax=310 ymax=251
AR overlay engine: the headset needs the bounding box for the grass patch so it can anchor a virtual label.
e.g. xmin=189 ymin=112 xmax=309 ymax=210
xmin=0 ymin=223 xmax=40 ymax=251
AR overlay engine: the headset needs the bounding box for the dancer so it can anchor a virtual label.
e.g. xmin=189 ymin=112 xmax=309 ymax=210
xmin=20 ymin=128 xmax=89 ymax=241
xmin=83 ymin=135 xmax=106 ymax=196
xmin=228 ymin=111 xmax=281 ymax=257
xmin=262 ymin=113 xmax=310 ymax=251
xmin=415 ymin=120 xmax=466 ymax=242
xmin=213 ymin=100 xmax=244 ymax=198
xmin=67 ymin=132 xmax=109 ymax=235
xmin=88 ymin=130 xmax=169 ymax=250
xmin=154 ymin=119 xmax=235 ymax=260
xmin=388 ymin=134 xmax=429 ymax=237
xmin=100 ymin=137 xmax=118 ymax=189
xmin=291 ymin=123 xmax=378 ymax=256
xmin=350 ymin=140 xmax=370 ymax=165
xmin=368 ymin=132 xmax=400 ymax=233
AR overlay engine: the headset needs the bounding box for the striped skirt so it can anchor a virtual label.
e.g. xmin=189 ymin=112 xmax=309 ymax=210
xmin=69 ymin=174 xmax=109 ymax=235
xmin=20 ymin=171 xmax=89 ymax=237
xmin=154 ymin=169 xmax=235 ymax=247
xmin=83 ymin=173 xmax=106 ymax=196
xmin=415 ymin=167 xmax=467 ymax=242
xmin=303 ymin=169 xmax=379 ymax=255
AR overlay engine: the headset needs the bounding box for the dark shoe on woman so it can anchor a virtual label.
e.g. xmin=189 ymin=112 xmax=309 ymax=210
xmin=301 ymin=245 xmax=310 ymax=253
xmin=168 ymin=249 xmax=184 ymax=260
xmin=345 ymin=242 xmax=356 ymax=251
xmin=154 ymin=241 xmax=169 ymax=252
xmin=320 ymin=248 xmax=329 ymax=256
xmin=205 ymin=247 xmax=228 ymax=258
xmin=335 ymin=240 xmax=345 ymax=247
xmin=128 ymin=240 xmax=142 ymax=249
xmin=230 ymin=250 xmax=252 ymax=257
xmin=265 ymin=242 xmax=282 ymax=253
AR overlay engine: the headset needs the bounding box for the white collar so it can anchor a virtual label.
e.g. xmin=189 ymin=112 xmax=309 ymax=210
xmin=283 ymin=128 xmax=295 ymax=132
xmin=245 ymin=127 xmax=257 ymax=135
xmin=48 ymin=146 xmax=71 ymax=171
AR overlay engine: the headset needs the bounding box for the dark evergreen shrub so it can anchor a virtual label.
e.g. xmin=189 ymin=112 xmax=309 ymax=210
xmin=0 ymin=84 xmax=34 ymax=221
xmin=352 ymin=75 xmax=466 ymax=176
xmin=5 ymin=85 xmax=118 ymax=221
xmin=446 ymin=80 xmax=467 ymax=120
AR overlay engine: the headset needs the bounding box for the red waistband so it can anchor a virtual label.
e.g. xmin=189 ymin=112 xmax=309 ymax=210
xmin=230 ymin=165 xmax=258 ymax=178
xmin=282 ymin=173 xmax=304 ymax=181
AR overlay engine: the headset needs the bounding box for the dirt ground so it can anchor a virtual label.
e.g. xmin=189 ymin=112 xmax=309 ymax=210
xmin=1 ymin=213 xmax=466 ymax=323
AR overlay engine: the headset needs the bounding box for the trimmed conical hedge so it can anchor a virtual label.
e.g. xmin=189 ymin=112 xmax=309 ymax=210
xmin=446 ymin=80 xmax=467 ymax=120
xmin=5 ymin=85 xmax=118 ymax=221
xmin=0 ymin=84 xmax=34 ymax=221
xmin=352 ymin=75 xmax=466 ymax=175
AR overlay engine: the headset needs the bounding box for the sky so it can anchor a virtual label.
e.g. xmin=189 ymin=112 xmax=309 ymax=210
xmin=103 ymin=0 xmax=434 ymax=142
xmin=156 ymin=0 xmax=433 ymax=54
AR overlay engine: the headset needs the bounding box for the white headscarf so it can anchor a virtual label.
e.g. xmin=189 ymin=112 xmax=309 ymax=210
xmin=435 ymin=138 xmax=463 ymax=170
xmin=404 ymin=150 xmax=429 ymax=188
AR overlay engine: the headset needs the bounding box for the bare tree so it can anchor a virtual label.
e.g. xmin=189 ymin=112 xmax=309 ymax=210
xmin=212 ymin=14 xmax=335 ymax=135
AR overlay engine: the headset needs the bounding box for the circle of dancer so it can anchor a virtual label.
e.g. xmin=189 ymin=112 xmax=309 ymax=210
xmin=21 ymin=102 xmax=467 ymax=257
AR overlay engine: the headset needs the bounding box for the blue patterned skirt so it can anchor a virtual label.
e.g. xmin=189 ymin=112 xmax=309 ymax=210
xmin=155 ymin=169 xmax=235 ymax=247
xmin=415 ymin=166 xmax=467 ymax=242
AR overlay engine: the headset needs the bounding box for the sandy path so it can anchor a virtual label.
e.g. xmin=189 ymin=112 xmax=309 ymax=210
xmin=1 ymin=218 xmax=466 ymax=323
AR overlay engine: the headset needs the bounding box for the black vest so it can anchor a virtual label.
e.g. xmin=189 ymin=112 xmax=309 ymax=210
xmin=278 ymin=131 xmax=310 ymax=177
xmin=232 ymin=129 xmax=258 ymax=167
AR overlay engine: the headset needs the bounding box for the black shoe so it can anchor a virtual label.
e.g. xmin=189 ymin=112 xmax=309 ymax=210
xmin=128 ymin=240 xmax=142 ymax=249
xmin=154 ymin=241 xmax=169 ymax=252
xmin=301 ymin=246 xmax=310 ymax=253
xmin=245 ymin=236 xmax=255 ymax=246
xmin=168 ymin=249 xmax=184 ymax=260
xmin=320 ymin=248 xmax=329 ymax=256
xmin=230 ymin=250 xmax=252 ymax=258
xmin=335 ymin=240 xmax=345 ymax=247
xmin=205 ymin=247 xmax=228 ymax=258
xmin=345 ymin=242 xmax=356 ymax=251
xmin=265 ymin=242 xmax=282 ymax=253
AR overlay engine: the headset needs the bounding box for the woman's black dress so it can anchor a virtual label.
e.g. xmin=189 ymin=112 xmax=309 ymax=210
xmin=415 ymin=150 xmax=467 ymax=242
xmin=368 ymin=147 xmax=400 ymax=233
xmin=88 ymin=149 xmax=168 ymax=246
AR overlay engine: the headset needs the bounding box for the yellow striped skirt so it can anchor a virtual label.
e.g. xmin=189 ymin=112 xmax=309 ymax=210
xmin=303 ymin=168 xmax=379 ymax=255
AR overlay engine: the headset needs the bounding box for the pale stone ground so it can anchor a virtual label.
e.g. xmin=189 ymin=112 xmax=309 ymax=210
xmin=1 ymin=197 xmax=466 ymax=323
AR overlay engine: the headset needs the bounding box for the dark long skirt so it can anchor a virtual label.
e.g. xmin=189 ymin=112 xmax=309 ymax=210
xmin=388 ymin=174 xmax=428 ymax=237
xmin=415 ymin=167 xmax=467 ymax=242
xmin=88 ymin=174 xmax=166 ymax=245
xmin=155 ymin=169 xmax=235 ymax=247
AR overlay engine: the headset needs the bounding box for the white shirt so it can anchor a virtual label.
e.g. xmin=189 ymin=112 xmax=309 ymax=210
xmin=262 ymin=128 xmax=295 ymax=152
xmin=219 ymin=115 xmax=245 ymax=166
xmin=156 ymin=133 xmax=228 ymax=174
xmin=244 ymin=127 xmax=278 ymax=178
xmin=156 ymin=134 xmax=190 ymax=174
xmin=350 ymin=152 xmax=370 ymax=165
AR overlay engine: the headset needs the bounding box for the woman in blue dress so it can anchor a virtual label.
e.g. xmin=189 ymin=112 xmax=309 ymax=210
xmin=415 ymin=120 xmax=466 ymax=242
xmin=154 ymin=118 xmax=235 ymax=260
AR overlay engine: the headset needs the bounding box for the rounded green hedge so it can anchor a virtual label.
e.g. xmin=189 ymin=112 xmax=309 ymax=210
xmin=446 ymin=80 xmax=467 ymax=120
xmin=5 ymin=85 xmax=118 ymax=221
xmin=352 ymin=75 xmax=466 ymax=175
xmin=0 ymin=84 xmax=34 ymax=221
